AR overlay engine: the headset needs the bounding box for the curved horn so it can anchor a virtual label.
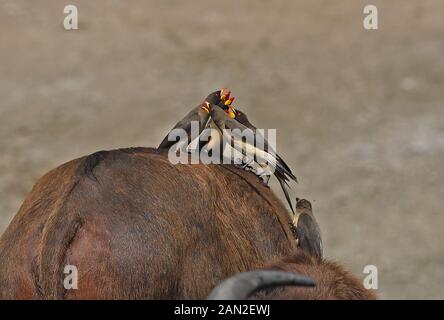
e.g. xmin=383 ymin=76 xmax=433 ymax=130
xmin=207 ymin=270 xmax=315 ymax=300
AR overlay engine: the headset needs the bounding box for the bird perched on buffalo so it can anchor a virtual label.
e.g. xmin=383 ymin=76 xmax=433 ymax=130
xmin=157 ymin=90 xmax=223 ymax=150
xmin=291 ymin=198 xmax=323 ymax=259
xmin=204 ymin=101 xmax=297 ymax=213
xmin=157 ymin=88 xmax=298 ymax=214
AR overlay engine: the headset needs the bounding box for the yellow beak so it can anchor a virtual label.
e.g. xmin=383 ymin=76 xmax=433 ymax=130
xmin=226 ymin=108 xmax=236 ymax=119
xmin=224 ymin=97 xmax=235 ymax=106
xmin=220 ymin=88 xmax=231 ymax=102
xmin=201 ymin=102 xmax=210 ymax=113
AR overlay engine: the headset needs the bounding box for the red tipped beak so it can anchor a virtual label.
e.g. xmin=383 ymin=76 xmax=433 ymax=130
xmin=224 ymin=97 xmax=235 ymax=106
xmin=220 ymin=88 xmax=231 ymax=102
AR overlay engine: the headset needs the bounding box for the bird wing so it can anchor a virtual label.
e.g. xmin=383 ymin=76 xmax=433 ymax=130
xmin=223 ymin=127 xmax=278 ymax=169
xmin=211 ymin=105 xmax=298 ymax=214
xmin=226 ymin=116 xmax=297 ymax=180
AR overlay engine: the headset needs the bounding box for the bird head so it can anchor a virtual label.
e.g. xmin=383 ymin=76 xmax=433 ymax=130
xmin=203 ymin=88 xmax=237 ymax=118
xmin=219 ymin=88 xmax=237 ymax=118
xmin=220 ymin=88 xmax=231 ymax=103
xmin=220 ymin=88 xmax=236 ymax=105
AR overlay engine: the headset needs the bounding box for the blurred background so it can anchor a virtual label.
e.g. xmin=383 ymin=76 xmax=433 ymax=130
xmin=1 ymin=0 xmax=443 ymax=299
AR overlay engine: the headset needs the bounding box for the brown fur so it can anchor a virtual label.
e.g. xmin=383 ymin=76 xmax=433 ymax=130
xmin=0 ymin=147 xmax=297 ymax=299
xmin=254 ymin=251 xmax=377 ymax=300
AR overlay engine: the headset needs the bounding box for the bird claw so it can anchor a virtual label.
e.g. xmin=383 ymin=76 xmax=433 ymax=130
xmin=261 ymin=180 xmax=270 ymax=188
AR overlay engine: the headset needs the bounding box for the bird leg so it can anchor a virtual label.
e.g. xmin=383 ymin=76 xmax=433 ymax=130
xmin=289 ymin=221 xmax=299 ymax=240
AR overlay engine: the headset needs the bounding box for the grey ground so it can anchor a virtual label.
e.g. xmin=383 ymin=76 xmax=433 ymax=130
xmin=1 ymin=0 xmax=443 ymax=299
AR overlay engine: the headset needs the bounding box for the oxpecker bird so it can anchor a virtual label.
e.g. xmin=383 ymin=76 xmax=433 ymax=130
xmin=158 ymin=91 xmax=221 ymax=150
xmin=291 ymin=198 xmax=323 ymax=259
xmin=207 ymin=103 xmax=297 ymax=213
xmin=217 ymin=104 xmax=297 ymax=213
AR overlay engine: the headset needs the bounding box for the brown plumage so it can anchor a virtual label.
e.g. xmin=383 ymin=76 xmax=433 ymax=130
xmin=292 ymin=198 xmax=323 ymax=259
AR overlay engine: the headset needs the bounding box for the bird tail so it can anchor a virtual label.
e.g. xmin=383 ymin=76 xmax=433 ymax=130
xmin=276 ymin=154 xmax=297 ymax=182
xmin=275 ymin=170 xmax=295 ymax=214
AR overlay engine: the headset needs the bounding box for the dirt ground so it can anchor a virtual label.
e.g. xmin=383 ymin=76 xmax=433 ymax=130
xmin=1 ymin=0 xmax=443 ymax=299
